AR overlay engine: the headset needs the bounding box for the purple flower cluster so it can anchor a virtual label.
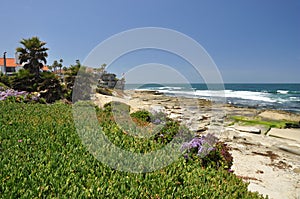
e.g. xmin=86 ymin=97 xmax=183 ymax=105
xmin=151 ymin=111 xmax=167 ymax=125
xmin=153 ymin=119 xmax=162 ymax=125
xmin=0 ymin=89 xmax=28 ymax=101
xmin=181 ymin=133 xmax=218 ymax=158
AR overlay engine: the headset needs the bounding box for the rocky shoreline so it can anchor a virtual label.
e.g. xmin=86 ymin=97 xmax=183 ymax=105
xmin=92 ymin=90 xmax=300 ymax=199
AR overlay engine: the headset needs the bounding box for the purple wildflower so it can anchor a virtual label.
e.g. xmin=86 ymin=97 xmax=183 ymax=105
xmin=18 ymin=139 xmax=23 ymax=143
xmin=180 ymin=142 xmax=190 ymax=152
xmin=153 ymin=119 xmax=161 ymax=125
xmin=190 ymin=138 xmax=202 ymax=148
xmin=183 ymin=154 xmax=189 ymax=160
xmin=181 ymin=133 xmax=218 ymax=159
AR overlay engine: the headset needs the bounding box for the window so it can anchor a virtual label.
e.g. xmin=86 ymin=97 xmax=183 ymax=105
xmin=6 ymin=67 xmax=16 ymax=73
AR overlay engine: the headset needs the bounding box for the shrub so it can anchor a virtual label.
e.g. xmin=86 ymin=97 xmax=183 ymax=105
xmin=130 ymin=110 xmax=151 ymax=123
xmin=154 ymin=120 xmax=180 ymax=144
xmin=181 ymin=134 xmax=234 ymax=170
xmin=103 ymin=101 xmax=130 ymax=114
xmin=11 ymin=70 xmax=65 ymax=103
xmin=150 ymin=111 xmax=167 ymax=124
xmin=0 ymin=82 xmax=9 ymax=91
xmin=11 ymin=69 xmax=36 ymax=92
xmin=38 ymin=72 xmax=65 ymax=103
xmin=0 ymin=73 xmax=11 ymax=87
xmin=129 ymin=110 xmax=168 ymax=127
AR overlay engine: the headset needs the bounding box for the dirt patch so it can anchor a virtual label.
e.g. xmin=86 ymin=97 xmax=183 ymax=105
xmin=240 ymin=141 xmax=256 ymax=146
xmin=268 ymin=161 xmax=292 ymax=170
xmin=256 ymin=170 xmax=264 ymax=174
xmin=237 ymin=175 xmax=262 ymax=182
xmin=252 ymin=151 xmax=279 ymax=162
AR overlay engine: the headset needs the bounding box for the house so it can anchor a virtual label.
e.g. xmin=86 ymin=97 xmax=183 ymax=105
xmin=0 ymin=58 xmax=22 ymax=75
xmin=0 ymin=57 xmax=49 ymax=75
xmin=98 ymin=72 xmax=125 ymax=90
xmin=98 ymin=73 xmax=118 ymax=88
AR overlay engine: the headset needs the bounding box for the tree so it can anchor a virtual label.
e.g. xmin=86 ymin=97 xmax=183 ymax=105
xmin=51 ymin=60 xmax=59 ymax=73
xmin=59 ymin=59 xmax=63 ymax=75
xmin=62 ymin=66 xmax=68 ymax=71
xmin=99 ymin=63 xmax=107 ymax=73
xmin=47 ymin=65 xmax=53 ymax=71
xmin=16 ymin=37 xmax=48 ymax=77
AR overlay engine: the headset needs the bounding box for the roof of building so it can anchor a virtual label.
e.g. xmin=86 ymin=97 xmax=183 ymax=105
xmin=0 ymin=58 xmax=50 ymax=72
xmin=41 ymin=65 xmax=49 ymax=71
xmin=0 ymin=58 xmax=21 ymax=67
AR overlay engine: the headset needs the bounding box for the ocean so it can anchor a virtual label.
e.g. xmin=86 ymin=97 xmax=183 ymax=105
xmin=125 ymin=83 xmax=300 ymax=113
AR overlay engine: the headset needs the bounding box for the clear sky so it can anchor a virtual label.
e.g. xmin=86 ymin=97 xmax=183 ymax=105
xmin=0 ymin=0 xmax=299 ymax=83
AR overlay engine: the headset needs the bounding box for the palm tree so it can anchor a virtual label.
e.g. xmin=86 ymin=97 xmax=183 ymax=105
xmin=59 ymin=59 xmax=63 ymax=75
xmin=51 ymin=60 xmax=59 ymax=73
xmin=16 ymin=37 xmax=48 ymax=77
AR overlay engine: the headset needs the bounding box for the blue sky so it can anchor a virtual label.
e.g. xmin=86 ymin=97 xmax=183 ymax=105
xmin=0 ymin=0 xmax=299 ymax=83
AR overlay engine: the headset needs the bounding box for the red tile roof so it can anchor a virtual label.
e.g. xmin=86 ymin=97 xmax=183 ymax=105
xmin=0 ymin=58 xmax=20 ymax=67
xmin=1 ymin=58 xmax=50 ymax=72
xmin=41 ymin=66 xmax=49 ymax=71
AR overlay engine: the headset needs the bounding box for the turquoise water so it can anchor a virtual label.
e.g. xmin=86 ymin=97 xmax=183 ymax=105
xmin=125 ymin=83 xmax=300 ymax=113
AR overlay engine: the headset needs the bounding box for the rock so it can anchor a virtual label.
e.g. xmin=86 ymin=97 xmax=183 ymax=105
xmin=160 ymin=99 xmax=172 ymax=102
xmin=197 ymin=116 xmax=204 ymax=121
xmin=254 ymin=125 xmax=270 ymax=135
xmin=259 ymin=110 xmax=300 ymax=122
xmin=285 ymin=122 xmax=300 ymax=128
xmin=202 ymin=114 xmax=210 ymax=119
xmin=267 ymin=128 xmax=300 ymax=142
xmin=233 ymin=125 xmax=261 ymax=134
xmin=198 ymin=123 xmax=209 ymax=132
xmin=150 ymin=105 xmax=165 ymax=113
xmin=169 ymin=113 xmax=182 ymax=120
xmin=293 ymin=168 xmax=300 ymax=174
xmin=278 ymin=145 xmax=300 ymax=156
xmin=173 ymin=106 xmax=181 ymax=110
xmin=188 ymin=122 xmax=209 ymax=132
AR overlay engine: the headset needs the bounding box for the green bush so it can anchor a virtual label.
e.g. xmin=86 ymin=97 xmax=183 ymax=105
xmin=0 ymin=73 xmax=11 ymax=87
xmin=38 ymin=72 xmax=65 ymax=103
xmin=130 ymin=110 xmax=151 ymax=123
xmin=0 ymin=101 xmax=266 ymax=198
xmin=103 ymin=101 xmax=130 ymax=114
xmin=11 ymin=70 xmax=65 ymax=103
xmin=0 ymin=82 xmax=9 ymax=91
xmin=11 ymin=69 xmax=37 ymax=92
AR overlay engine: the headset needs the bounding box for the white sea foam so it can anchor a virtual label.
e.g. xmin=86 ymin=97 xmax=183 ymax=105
xmin=157 ymin=86 xmax=184 ymax=90
xmin=277 ymin=90 xmax=289 ymax=94
xmin=159 ymin=89 xmax=278 ymax=103
xmin=132 ymin=85 xmax=300 ymax=112
xmin=290 ymin=97 xmax=300 ymax=101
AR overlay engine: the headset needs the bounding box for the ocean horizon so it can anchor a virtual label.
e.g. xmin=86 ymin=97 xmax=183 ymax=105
xmin=125 ymin=83 xmax=300 ymax=113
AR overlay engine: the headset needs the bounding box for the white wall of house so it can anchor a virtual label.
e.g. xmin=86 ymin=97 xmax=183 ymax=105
xmin=0 ymin=66 xmax=22 ymax=74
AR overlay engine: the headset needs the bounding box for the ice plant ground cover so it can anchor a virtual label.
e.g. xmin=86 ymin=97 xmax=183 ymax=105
xmin=0 ymin=101 xmax=265 ymax=198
